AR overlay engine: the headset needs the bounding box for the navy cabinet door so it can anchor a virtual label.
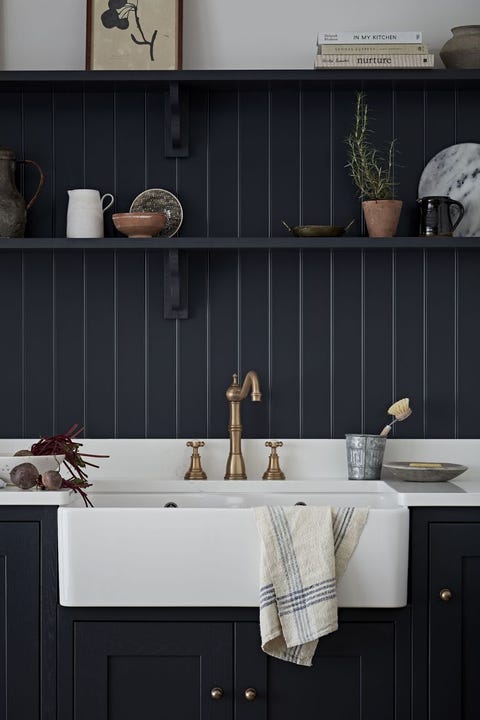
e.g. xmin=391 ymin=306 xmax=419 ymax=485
xmin=0 ymin=523 xmax=39 ymax=720
xmin=235 ymin=615 xmax=410 ymax=720
xmin=430 ymin=523 xmax=480 ymax=720
xmin=72 ymin=621 xmax=233 ymax=720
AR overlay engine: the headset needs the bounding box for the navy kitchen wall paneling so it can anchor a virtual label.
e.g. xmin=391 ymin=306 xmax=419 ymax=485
xmin=84 ymin=92 xmax=116 ymax=236
xmin=85 ymin=250 xmax=116 ymax=437
xmin=240 ymin=249 xmax=270 ymax=439
xmin=457 ymin=250 xmax=480 ymax=438
xmin=425 ymin=250 xmax=456 ymax=438
xmin=394 ymin=249 xmax=425 ymax=439
xmin=302 ymin=249 xmax=332 ymax=439
xmin=0 ymin=83 xmax=479 ymax=439
xmin=332 ymin=250 xmax=363 ymax=436
xmin=54 ymin=249 xmax=85 ymax=434
xmin=147 ymin=250 xmax=177 ymax=438
xmin=363 ymin=250 xmax=393 ymax=436
xmin=394 ymin=89 xmax=424 ymax=239
xmin=0 ymin=251 xmax=22 ymax=437
xmin=23 ymin=251 xmax=54 ymax=438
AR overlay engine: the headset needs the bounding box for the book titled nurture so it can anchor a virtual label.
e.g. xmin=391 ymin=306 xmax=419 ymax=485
xmin=314 ymin=53 xmax=434 ymax=68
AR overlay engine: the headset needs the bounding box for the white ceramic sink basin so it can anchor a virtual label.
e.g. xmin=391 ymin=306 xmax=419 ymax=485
xmin=58 ymin=482 xmax=409 ymax=608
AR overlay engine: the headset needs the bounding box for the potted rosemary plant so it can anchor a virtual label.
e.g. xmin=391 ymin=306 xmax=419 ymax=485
xmin=346 ymin=91 xmax=402 ymax=237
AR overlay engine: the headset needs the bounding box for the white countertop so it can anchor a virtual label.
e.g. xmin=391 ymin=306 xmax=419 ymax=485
xmin=1 ymin=438 xmax=480 ymax=507
xmin=0 ymin=485 xmax=74 ymax=505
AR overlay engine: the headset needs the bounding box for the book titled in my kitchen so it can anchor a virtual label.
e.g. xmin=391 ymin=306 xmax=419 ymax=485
xmin=317 ymin=31 xmax=422 ymax=44
xmin=314 ymin=53 xmax=434 ymax=68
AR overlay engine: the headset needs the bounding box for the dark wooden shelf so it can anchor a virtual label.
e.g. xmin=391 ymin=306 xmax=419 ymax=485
xmin=1 ymin=69 xmax=480 ymax=91
xmin=0 ymin=237 xmax=479 ymax=250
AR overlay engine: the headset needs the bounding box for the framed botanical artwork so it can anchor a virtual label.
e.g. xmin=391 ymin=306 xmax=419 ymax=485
xmin=86 ymin=0 xmax=182 ymax=70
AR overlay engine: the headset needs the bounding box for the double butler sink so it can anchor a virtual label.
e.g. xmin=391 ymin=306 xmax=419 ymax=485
xmin=58 ymin=480 xmax=409 ymax=608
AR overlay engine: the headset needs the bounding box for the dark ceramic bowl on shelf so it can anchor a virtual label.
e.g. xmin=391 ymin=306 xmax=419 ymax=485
xmin=282 ymin=219 xmax=355 ymax=237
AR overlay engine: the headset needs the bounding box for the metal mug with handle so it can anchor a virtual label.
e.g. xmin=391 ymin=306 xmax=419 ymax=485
xmin=0 ymin=146 xmax=45 ymax=238
xmin=417 ymin=195 xmax=465 ymax=236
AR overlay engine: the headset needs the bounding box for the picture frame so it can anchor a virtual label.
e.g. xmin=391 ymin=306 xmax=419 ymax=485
xmin=86 ymin=0 xmax=182 ymax=70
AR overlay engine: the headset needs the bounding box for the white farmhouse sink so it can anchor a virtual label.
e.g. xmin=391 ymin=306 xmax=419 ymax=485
xmin=58 ymin=482 xmax=409 ymax=608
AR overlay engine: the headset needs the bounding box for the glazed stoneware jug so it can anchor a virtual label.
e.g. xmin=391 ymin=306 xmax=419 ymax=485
xmin=417 ymin=196 xmax=465 ymax=236
xmin=66 ymin=189 xmax=114 ymax=238
xmin=0 ymin=146 xmax=44 ymax=237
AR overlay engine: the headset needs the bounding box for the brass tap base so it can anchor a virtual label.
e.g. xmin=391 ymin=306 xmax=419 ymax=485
xmin=185 ymin=470 xmax=207 ymax=480
xmin=224 ymin=473 xmax=247 ymax=480
xmin=184 ymin=441 xmax=207 ymax=480
xmin=262 ymin=441 xmax=286 ymax=481
xmin=262 ymin=469 xmax=286 ymax=481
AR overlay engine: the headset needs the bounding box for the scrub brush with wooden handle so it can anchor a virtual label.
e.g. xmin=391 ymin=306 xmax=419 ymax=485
xmin=379 ymin=398 xmax=412 ymax=437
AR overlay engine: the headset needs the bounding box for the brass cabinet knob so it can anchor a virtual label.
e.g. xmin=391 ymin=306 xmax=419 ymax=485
xmin=440 ymin=588 xmax=452 ymax=602
xmin=210 ymin=687 xmax=224 ymax=701
xmin=244 ymin=688 xmax=257 ymax=701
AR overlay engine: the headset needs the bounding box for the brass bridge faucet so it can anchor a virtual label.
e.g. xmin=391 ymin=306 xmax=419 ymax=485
xmin=225 ymin=371 xmax=261 ymax=480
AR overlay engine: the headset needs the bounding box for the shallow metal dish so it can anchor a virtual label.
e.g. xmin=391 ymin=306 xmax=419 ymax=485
xmin=282 ymin=219 xmax=354 ymax=237
xmin=383 ymin=461 xmax=468 ymax=482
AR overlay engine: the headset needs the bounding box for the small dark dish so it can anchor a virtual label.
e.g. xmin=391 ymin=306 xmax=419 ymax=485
xmin=282 ymin=219 xmax=354 ymax=237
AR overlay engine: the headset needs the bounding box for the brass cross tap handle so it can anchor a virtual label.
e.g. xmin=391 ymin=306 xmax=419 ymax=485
xmin=262 ymin=441 xmax=286 ymax=480
xmin=184 ymin=441 xmax=207 ymax=480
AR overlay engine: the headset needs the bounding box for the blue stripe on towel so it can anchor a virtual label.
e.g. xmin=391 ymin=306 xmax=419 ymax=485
xmin=334 ymin=507 xmax=354 ymax=551
xmin=277 ymin=578 xmax=336 ymax=603
xmin=260 ymin=597 xmax=277 ymax=609
xmin=267 ymin=507 xmax=313 ymax=644
xmin=269 ymin=507 xmax=312 ymax=642
xmin=278 ymin=587 xmax=337 ymax=616
xmin=277 ymin=581 xmax=336 ymax=610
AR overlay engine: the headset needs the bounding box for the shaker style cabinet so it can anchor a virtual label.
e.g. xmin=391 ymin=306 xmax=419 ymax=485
xmin=59 ymin=610 xmax=410 ymax=720
xmin=0 ymin=522 xmax=39 ymax=720
xmin=0 ymin=508 xmax=58 ymax=720
xmin=237 ymin=615 xmax=410 ymax=720
xmin=410 ymin=508 xmax=480 ymax=720
xmin=63 ymin=620 xmax=234 ymax=720
xmin=429 ymin=521 xmax=480 ymax=720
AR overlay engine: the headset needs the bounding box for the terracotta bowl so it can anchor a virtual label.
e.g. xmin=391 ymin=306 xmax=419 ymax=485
xmin=113 ymin=212 xmax=167 ymax=238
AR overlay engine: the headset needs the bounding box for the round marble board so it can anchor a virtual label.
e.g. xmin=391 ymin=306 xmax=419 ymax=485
xmin=418 ymin=142 xmax=480 ymax=237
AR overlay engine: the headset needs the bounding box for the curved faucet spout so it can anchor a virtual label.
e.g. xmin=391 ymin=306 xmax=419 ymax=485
xmin=225 ymin=370 xmax=261 ymax=480
xmin=239 ymin=370 xmax=262 ymax=402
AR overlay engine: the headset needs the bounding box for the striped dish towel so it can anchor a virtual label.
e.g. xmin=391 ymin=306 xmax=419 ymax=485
xmin=255 ymin=506 xmax=368 ymax=666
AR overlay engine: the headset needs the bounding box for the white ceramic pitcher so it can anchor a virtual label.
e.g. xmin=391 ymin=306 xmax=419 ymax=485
xmin=66 ymin=189 xmax=114 ymax=238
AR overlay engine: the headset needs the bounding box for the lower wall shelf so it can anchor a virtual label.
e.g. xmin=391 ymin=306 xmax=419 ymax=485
xmin=0 ymin=236 xmax=478 ymax=250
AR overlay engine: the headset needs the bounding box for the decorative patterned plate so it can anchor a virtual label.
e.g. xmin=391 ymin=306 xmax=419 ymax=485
xmin=418 ymin=142 xmax=480 ymax=236
xmin=383 ymin=461 xmax=468 ymax=482
xmin=130 ymin=189 xmax=183 ymax=238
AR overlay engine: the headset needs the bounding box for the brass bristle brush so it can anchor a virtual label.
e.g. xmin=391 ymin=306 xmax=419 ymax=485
xmin=379 ymin=398 xmax=412 ymax=437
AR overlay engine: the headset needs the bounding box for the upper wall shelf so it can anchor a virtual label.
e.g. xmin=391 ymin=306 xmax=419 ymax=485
xmin=1 ymin=69 xmax=480 ymax=91
xmin=0 ymin=237 xmax=479 ymax=250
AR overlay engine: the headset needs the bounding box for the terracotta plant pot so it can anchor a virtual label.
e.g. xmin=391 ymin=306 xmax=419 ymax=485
xmin=362 ymin=200 xmax=402 ymax=237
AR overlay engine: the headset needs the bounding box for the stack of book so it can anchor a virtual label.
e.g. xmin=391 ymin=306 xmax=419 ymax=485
xmin=314 ymin=31 xmax=434 ymax=69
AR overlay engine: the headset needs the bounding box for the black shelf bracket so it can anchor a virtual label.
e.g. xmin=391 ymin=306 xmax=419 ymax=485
xmin=164 ymin=249 xmax=188 ymax=319
xmin=165 ymin=82 xmax=189 ymax=157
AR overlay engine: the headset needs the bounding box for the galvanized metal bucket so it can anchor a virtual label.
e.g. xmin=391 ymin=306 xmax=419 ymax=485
xmin=345 ymin=434 xmax=386 ymax=480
